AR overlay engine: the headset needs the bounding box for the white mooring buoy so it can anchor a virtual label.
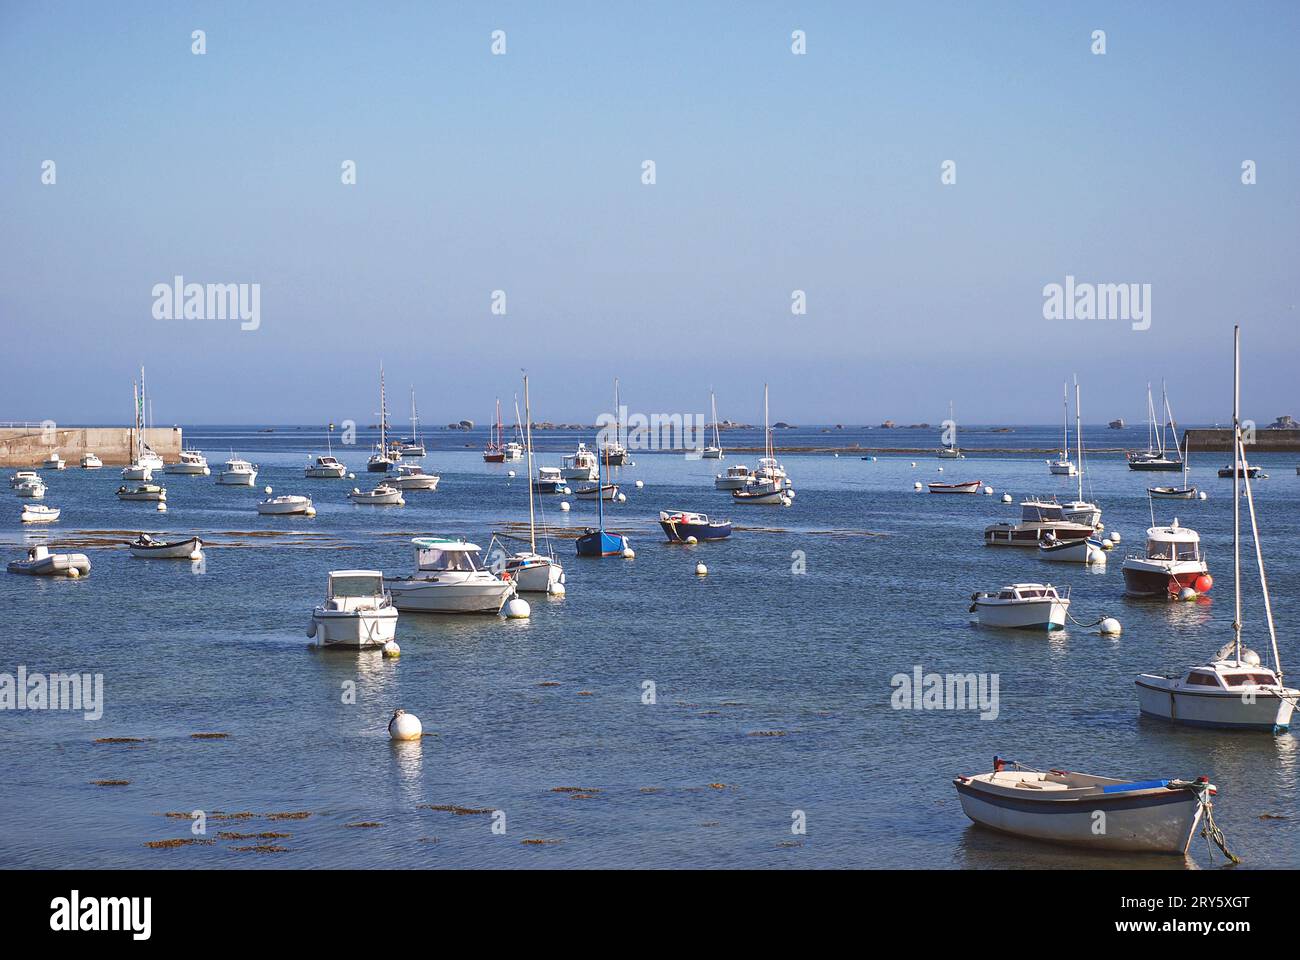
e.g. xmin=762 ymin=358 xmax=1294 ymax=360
xmin=548 ymin=581 xmax=566 ymax=596
xmin=623 ymin=547 xmax=635 ymax=559
xmin=1110 ymin=531 xmax=1121 ymax=544
xmin=984 ymin=486 xmax=994 ymax=495
xmin=264 ymin=485 xmax=273 ymax=495
xmin=686 ymin=535 xmax=698 ymax=545
xmin=507 ymin=470 xmax=516 ymax=478
xmin=617 ymin=492 xmax=627 ymax=503
xmin=1001 ymin=493 xmax=1013 ymax=503
xmin=503 ymin=597 xmax=531 ymax=619
xmin=560 ymin=500 xmax=570 ymax=512
xmin=382 ymin=640 xmax=400 ymax=658
xmin=635 ymin=479 xmax=644 ymax=489
xmin=388 ymin=709 xmax=422 ymax=741
xmin=913 ymin=481 xmax=923 ymax=491
xmin=695 ymin=562 xmax=708 ymax=576
xmin=1101 ymin=538 xmax=1114 ymax=550
xmin=157 ymin=501 xmax=167 ymax=512
xmin=1099 ymin=617 xmax=1122 ymax=637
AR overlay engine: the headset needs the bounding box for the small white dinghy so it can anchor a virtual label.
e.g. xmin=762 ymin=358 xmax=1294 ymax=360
xmin=117 ymin=483 xmax=166 ymax=501
xmin=928 ymin=479 xmax=983 ymax=494
xmin=575 ymin=482 xmax=619 ymax=501
xmin=349 ymin=482 xmax=404 ymax=505
xmin=308 ymin=570 xmax=399 ymax=649
xmin=8 ymin=545 xmax=90 ymax=577
xmin=128 ymin=534 xmax=203 ymax=559
xmin=954 ymin=757 xmax=1222 ymax=856
xmin=20 ymin=504 xmax=60 ymax=523
xmin=970 ymin=583 xmax=1070 ymax=631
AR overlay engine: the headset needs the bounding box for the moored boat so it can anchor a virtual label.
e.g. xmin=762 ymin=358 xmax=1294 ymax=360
xmin=42 ymin=452 xmax=66 ymax=470
xmin=20 ymin=504 xmax=60 ymax=523
xmin=659 ymin=510 xmax=732 ymax=542
xmin=391 ymin=463 xmax=440 ymax=490
xmin=1038 ymin=533 xmax=1106 ymax=564
xmin=929 ymin=480 xmax=982 ymax=494
xmin=533 ymin=466 xmax=565 ymax=494
xmin=14 ymin=479 xmax=46 ymax=499
xmin=384 ymin=538 xmax=515 ymax=613
xmin=216 ymin=457 xmax=258 ymax=485
xmin=308 ymin=570 xmax=399 ymax=648
xmin=714 ymin=464 xmax=753 ymax=490
xmin=80 ymin=453 xmax=102 ymax=469
xmin=8 ymin=545 xmax=90 ymax=577
xmin=1120 ymin=518 xmax=1211 ymax=598
xmin=128 ymin=534 xmax=202 ymax=559
xmin=117 ymin=483 xmax=166 ymax=501
xmin=575 ymin=482 xmax=619 ymax=501
xmin=561 ymin=442 xmax=598 ymax=481
xmin=165 ymin=448 xmax=209 ymax=475
xmin=257 ymin=492 xmax=315 ymax=515
xmin=349 ymin=482 xmax=404 ymax=505
xmin=305 ymin=455 xmax=347 ymax=479
xmin=985 ymin=498 xmax=1095 ymax=546
xmin=970 ymin=583 xmax=1070 ymax=630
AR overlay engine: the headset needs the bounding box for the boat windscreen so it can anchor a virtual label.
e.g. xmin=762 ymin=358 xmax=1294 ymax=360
xmin=330 ymin=575 xmax=383 ymax=597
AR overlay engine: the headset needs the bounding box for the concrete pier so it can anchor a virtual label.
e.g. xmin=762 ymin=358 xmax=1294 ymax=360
xmin=1183 ymin=429 xmax=1300 ymax=453
xmin=0 ymin=426 xmax=182 ymax=467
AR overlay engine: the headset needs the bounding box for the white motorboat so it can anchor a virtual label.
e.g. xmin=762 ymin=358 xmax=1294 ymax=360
xmin=14 ymin=479 xmax=46 ymax=499
xmin=575 ymin=482 xmax=619 ymax=501
xmin=1121 ymin=518 xmax=1210 ymax=598
xmin=714 ymin=464 xmax=753 ymax=490
xmin=502 ymin=440 xmax=525 ymax=462
xmin=561 ymin=442 xmax=598 ymax=481
xmin=9 ymin=470 xmax=39 ymax=488
xmin=384 ymin=538 xmax=516 ymax=613
xmin=257 ymin=491 xmax=315 ymax=515
xmin=80 ymin=453 xmax=103 ymax=469
xmin=1038 ymin=533 xmax=1106 ymax=564
xmin=1047 ymin=457 xmax=1076 ymax=475
xmin=305 ymin=455 xmax=347 ymax=479
xmin=122 ymin=462 xmax=152 ymax=481
xmin=7 ymin=545 xmax=90 ymax=577
xmin=165 ymin=448 xmax=209 ymax=475
xmin=117 ymin=483 xmax=166 ymax=501
xmin=702 ymin=389 xmax=724 ymax=459
xmin=308 ymin=570 xmax=399 ymax=649
xmin=217 ymin=457 xmax=258 ymax=485
xmin=392 ymin=463 xmax=440 ymax=490
xmin=128 ymin=534 xmax=202 ymax=559
xmin=20 ymin=504 xmax=60 ymax=523
xmin=954 ymin=758 xmax=1217 ymax=855
xmin=929 ymin=480 xmax=983 ymax=494
xmin=42 ymin=452 xmax=66 ymax=470
xmin=970 ymin=583 xmax=1070 ymax=630
xmin=349 ymin=482 xmax=404 ymax=505
xmin=533 ymin=466 xmax=566 ymax=494
xmin=985 ymin=497 xmax=1095 ymax=546
xmin=731 ymin=481 xmax=790 ymax=505
xmin=1136 ymin=326 xmax=1297 ymax=732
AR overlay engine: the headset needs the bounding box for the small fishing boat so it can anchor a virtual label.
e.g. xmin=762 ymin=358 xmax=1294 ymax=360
xmin=702 ymin=390 xmax=724 ymax=459
xmin=659 ymin=510 xmax=732 ymax=542
xmin=349 ymin=482 xmax=404 ymax=505
xmin=216 ymin=457 xmax=257 ymax=486
xmin=575 ymin=482 xmax=619 ymax=501
xmin=929 ymin=480 xmax=982 ymax=494
xmin=954 ymin=757 xmax=1217 ymax=855
xmin=1038 ymin=533 xmax=1106 ymax=565
xmin=483 ymin=399 xmax=508 ymax=462
xmin=117 ymin=483 xmax=166 ymax=501
xmin=42 ymin=452 xmax=66 ymax=470
xmin=1120 ymin=518 xmax=1211 ymax=598
xmin=502 ymin=440 xmax=524 ymax=462
xmin=731 ymin=482 xmax=790 ymax=505
xmin=8 ymin=545 xmax=90 ymax=577
xmin=165 ymin=448 xmax=210 ymax=475
xmin=533 ymin=466 xmax=565 ymax=494
xmin=20 ymin=504 xmax=60 ymax=523
xmin=257 ymin=492 xmax=315 ymax=515
xmin=128 ymin=534 xmax=202 ymax=559
xmin=970 ymin=583 xmax=1070 ymax=630
xmin=576 ymin=453 xmax=630 ymax=557
xmin=80 ymin=453 xmax=102 ymax=469
xmin=561 ymin=442 xmax=598 ymax=481
xmin=714 ymin=464 xmax=753 ymax=490
xmin=308 ymin=570 xmax=399 ymax=648
xmin=504 ymin=374 xmax=566 ymax=594
xmin=1218 ymin=462 xmax=1266 ymax=479
xmin=14 ymin=479 xmax=46 ymax=499
xmin=984 ymin=498 xmax=1094 ymax=546
xmin=384 ymin=538 xmax=516 ymax=613
xmin=391 ymin=463 xmax=440 ymax=490
xmin=305 ymin=455 xmax=347 ymax=479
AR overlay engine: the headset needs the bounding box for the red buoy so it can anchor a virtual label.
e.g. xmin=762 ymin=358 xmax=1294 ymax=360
xmin=1195 ymin=574 xmax=1213 ymax=593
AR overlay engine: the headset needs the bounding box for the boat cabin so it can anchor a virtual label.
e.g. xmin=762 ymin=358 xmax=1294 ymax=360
xmin=325 ymin=570 xmax=388 ymax=610
xmin=1019 ymin=498 xmax=1065 ymax=523
xmin=1184 ymin=666 xmax=1279 ymax=690
xmin=1143 ymin=520 xmax=1201 ymax=562
xmin=412 ymin=538 xmax=486 ymax=573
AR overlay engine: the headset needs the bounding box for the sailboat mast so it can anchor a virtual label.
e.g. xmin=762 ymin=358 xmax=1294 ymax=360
xmin=1232 ymin=330 xmax=1242 ymax=663
xmin=764 ymin=384 xmax=772 ymax=461
xmin=130 ymin=380 xmax=138 ymax=461
xmin=410 ymin=387 xmax=418 ymax=441
xmin=1061 ymin=384 xmax=1069 ymax=457
xmin=1146 ymin=383 xmax=1155 ymax=454
xmin=378 ymin=365 xmax=387 ymax=452
xmin=1074 ymin=377 xmax=1083 ymax=502
xmin=710 ymin=390 xmax=720 ymax=447
xmin=524 ymin=374 xmax=537 ymax=553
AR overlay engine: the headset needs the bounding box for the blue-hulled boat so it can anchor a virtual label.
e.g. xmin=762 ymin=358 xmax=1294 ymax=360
xmin=575 ymin=451 xmax=629 ymax=557
xmin=659 ymin=510 xmax=732 ymax=542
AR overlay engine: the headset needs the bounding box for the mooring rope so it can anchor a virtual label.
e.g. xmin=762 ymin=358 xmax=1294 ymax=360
xmin=1194 ymin=786 xmax=1241 ymax=864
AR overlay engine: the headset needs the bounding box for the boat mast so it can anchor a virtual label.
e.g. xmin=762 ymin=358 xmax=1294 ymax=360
xmin=1074 ymin=376 xmax=1083 ymax=502
xmin=710 ymin=389 xmax=721 ymax=449
xmin=378 ymin=364 xmax=388 ymax=454
xmin=1159 ymin=381 xmax=1171 ymax=458
xmin=523 ymin=373 xmax=536 ymax=553
xmin=950 ymin=400 xmax=957 ymax=451
xmin=1145 ymin=383 xmax=1156 ymax=455
xmin=613 ymin=377 xmax=621 ymax=449
xmin=130 ymin=380 xmax=138 ymax=461
xmin=410 ymin=386 xmax=419 ymax=443
xmin=1232 ymin=332 xmax=1242 ymax=663
xmin=596 ymin=434 xmax=605 ymax=533
xmin=1061 ymin=384 xmax=1069 ymax=460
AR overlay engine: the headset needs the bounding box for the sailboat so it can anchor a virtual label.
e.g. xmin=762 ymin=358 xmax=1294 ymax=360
xmin=502 ymin=396 xmax=525 ymax=461
xmin=702 ymin=389 xmax=724 ymax=459
xmin=483 ymin=399 xmax=506 ymax=462
xmin=733 ymin=384 xmax=793 ymax=504
xmin=366 ymin=366 xmax=397 ymax=472
xmin=396 ymin=388 xmax=426 ymax=457
xmin=600 ymin=378 xmax=630 ymax=466
xmin=1135 ymin=326 xmax=1298 ymax=731
xmin=1127 ymin=383 xmax=1183 ymax=471
xmin=937 ymin=400 xmax=963 ymax=459
xmin=1059 ymin=377 xmax=1102 ymax=527
xmin=121 ymin=379 xmax=153 ymax=481
xmin=306 ymin=423 xmax=347 ymax=478
xmin=136 ymin=367 xmax=165 ymax=470
xmin=1149 ymin=439 xmax=1197 ymax=499
xmin=575 ymin=443 xmax=630 ymax=557
xmin=1047 ymin=383 xmax=1077 ymax=475
xmin=505 ymin=373 xmax=567 ymax=592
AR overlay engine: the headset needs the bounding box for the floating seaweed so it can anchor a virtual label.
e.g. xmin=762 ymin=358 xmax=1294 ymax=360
xmin=144 ymin=838 xmax=215 ymax=849
xmin=190 ymin=733 xmax=230 ymax=740
xmin=218 ymin=831 xmax=291 ymax=840
xmin=267 ymin=811 xmax=312 ymax=821
xmin=91 ymin=779 xmax=129 ymax=787
xmin=94 ymin=737 xmax=150 ymax=744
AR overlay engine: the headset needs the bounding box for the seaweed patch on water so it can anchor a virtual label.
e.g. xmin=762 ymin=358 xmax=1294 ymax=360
xmin=1260 ymin=813 xmax=1291 ymax=821
xmin=344 ymin=821 xmax=383 ymax=828
xmin=190 ymin=732 xmax=230 ymax=740
xmin=520 ymin=838 xmax=561 ymax=846
xmin=218 ymin=831 xmax=292 ymax=840
xmin=747 ymin=730 xmax=788 ymax=737
xmin=639 ymin=787 xmax=662 ymax=794
xmin=91 ymin=779 xmax=130 ymax=787
xmin=94 ymin=737 xmax=151 ymax=744
xmin=230 ymin=845 xmax=289 ymax=853
xmin=537 ymin=681 xmax=561 ymax=687
xmin=144 ymin=838 xmax=215 ymax=849
xmin=776 ymin=840 xmax=804 ymax=848
xmin=551 ymin=786 xmax=599 ymax=794
xmin=267 ymin=811 xmax=313 ymax=820
xmin=576 ymin=690 xmax=594 ymax=696
xmin=208 ymin=811 xmax=259 ymax=821
xmin=419 ymin=804 xmax=493 ymax=816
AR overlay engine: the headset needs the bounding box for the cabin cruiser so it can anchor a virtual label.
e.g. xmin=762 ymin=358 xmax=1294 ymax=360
xmin=1137 ymin=642 xmax=1297 ymax=731
xmin=366 ymin=448 xmax=396 ymax=472
xmin=954 ymin=757 xmax=1216 ymax=854
xmin=970 ymin=583 xmax=1071 ymax=630
xmin=13 ymin=478 xmax=46 ymax=499
xmin=391 ymin=463 xmax=440 ymax=491
xmin=121 ymin=461 xmax=153 ymax=481
xmin=165 ymin=448 xmax=210 ymax=475
xmin=128 ymin=534 xmax=202 ymax=559
xmin=714 ymin=464 xmax=753 ymax=491
xmin=384 ymin=538 xmax=516 ymax=613
xmin=1059 ymin=498 xmax=1102 ymax=527
xmin=257 ymin=492 xmax=315 ymax=515
xmin=9 ymin=470 xmax=39 ymax=488
xmin=731 ymin=481 xmax=791 ymax=505
xmin=1047 ymin=456 xmax=1076 ymax=476
xmin=1120 ymin=519 xmax=1211 ymax=598
xmin=533 ymin=466 xmax=565 ymax=494
xmin=502 ymin=440 xmax=525 ymax=462
xmin=562 ymin=443 xmax=599 ymax=481
xmin=308 ymin=570 xmax=399 ymax=648
xmin=8 ymin=545 xmax=90 ymax=577
xmin=349 ymin=482 xmax=405 ymax=505
xmin=984 ymin=498 xmax=1095 ymax=546
xmin=659 ymin=510 xmax=732 ymax=542
xmin=305 ymin=455 xmax=347 ymax=479
xmin=504 ymin=551 xmax=565 ymax=593
xmin=80 ymin=453 xmax=103 ymax=469
xmin=138 ymin=445 xmax=165 ymax=471
xmin=1218 ymin=462 xmax=1266 ymax=479
xmin=42 ymin=452 xmax=66 ymax=470
xmin=216 ymin=457 xmax=258 ymax=486
xmin=117 ymin=483 xmax=166 ymax=501
xmin=752 ymin=456 xmax=790 ymax=488
xmin=20 ymin=504 xmax=60 ymax=523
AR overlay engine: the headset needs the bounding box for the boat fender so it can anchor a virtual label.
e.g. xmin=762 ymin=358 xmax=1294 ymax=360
xmin=306 ymin=620 xmax=317 ymax=638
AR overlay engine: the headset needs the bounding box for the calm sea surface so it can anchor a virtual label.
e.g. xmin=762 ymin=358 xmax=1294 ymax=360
xmin=3 ymin=423 xmax=1297 ymax=868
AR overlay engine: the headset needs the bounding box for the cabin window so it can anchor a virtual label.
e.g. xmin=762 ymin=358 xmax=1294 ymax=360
xmin=331 ymin=576 xmax=382 ymax=597
xmin=417 ymin=549 xmax=476 ymax=572
xmin=1185 ymin=672 xmax=1221 ymax=687
xmin=1147 ymin=540 xmax=1172 ymax=560
xmin=1222 ymin=673 xmax=1276 ymax=688
xmin=1175 ymin=542 xmax=1200 ymax=561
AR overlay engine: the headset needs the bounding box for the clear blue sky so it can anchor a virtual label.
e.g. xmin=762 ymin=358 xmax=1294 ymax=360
xmin=1 ymin=1 xmax=1296 ymax=426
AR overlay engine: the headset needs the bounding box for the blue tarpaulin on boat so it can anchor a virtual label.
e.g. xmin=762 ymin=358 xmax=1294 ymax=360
xmin=1101 ymin=779 xmax=1170 ymax=793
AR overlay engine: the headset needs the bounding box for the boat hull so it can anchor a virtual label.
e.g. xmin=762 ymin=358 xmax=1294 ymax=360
xmin=985 ymin=522 xmax=1093 ymax=547
xmin=8 ymin=553 xmax=91 ymax=576
xmin=20 ymin=506 xmax=60 ymax=523
xmin=660 ymin=519 xmax=732 ymax=542
xmin=1038 ymin=537 xmax=1105 ymax=564
xmin=1121 ymin=561 xmax=1208 ymax=598
xmin=714 ymin=476 xmax=751 ymax=490
xmin=393 ymin=475 xmax=440 ymax=490
xmin=164 ymin=463 xmax=209 ymax=475
xmin=217 ymin=472 xmax=257 ymax=486
xmin=506 ymin=554 xmax=565 ymax=593
xmin=1149 ymin=486 xmax=1197 ymax=500
xmin=1128 ymin=458 xmax=1183 ymax=472
xmin=929 ymin=481 xmax=982 ymax=494
xmin=974 ymin=598 xmax=1070 ymax=630
xmin=576 ymin=530 xmax=628 ymax=557
xmin=1136 ymin=678 xmax=1297 ymax=730
xmin=129 ymin=537 xmax=202 ymax=559
xmin=383 ymin=578 xmax=513 ymax=614
xmin=310 ymin=608 xmax=398 ymax=648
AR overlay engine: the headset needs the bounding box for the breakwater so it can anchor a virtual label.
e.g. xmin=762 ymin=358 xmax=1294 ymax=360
xmin=0 ymin=426 xmax=182 ymax=467
xmin=1183 ymin=429 xmax=1300 ymax=453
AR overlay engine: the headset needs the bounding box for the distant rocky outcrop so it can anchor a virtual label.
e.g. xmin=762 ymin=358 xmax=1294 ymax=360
xmin=1267 ymin=415 xmax=1298 ymax=430
xmin=879 ymin=420 xmax=895 ymax=429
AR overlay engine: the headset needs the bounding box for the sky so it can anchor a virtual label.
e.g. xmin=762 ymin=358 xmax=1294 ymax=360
xmin=1 ymin=1 xmax=1297 ymax=427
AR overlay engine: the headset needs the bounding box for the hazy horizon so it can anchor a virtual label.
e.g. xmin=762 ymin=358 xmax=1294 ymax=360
xmin=2 ymin=2 xmax=1297 ymax=425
